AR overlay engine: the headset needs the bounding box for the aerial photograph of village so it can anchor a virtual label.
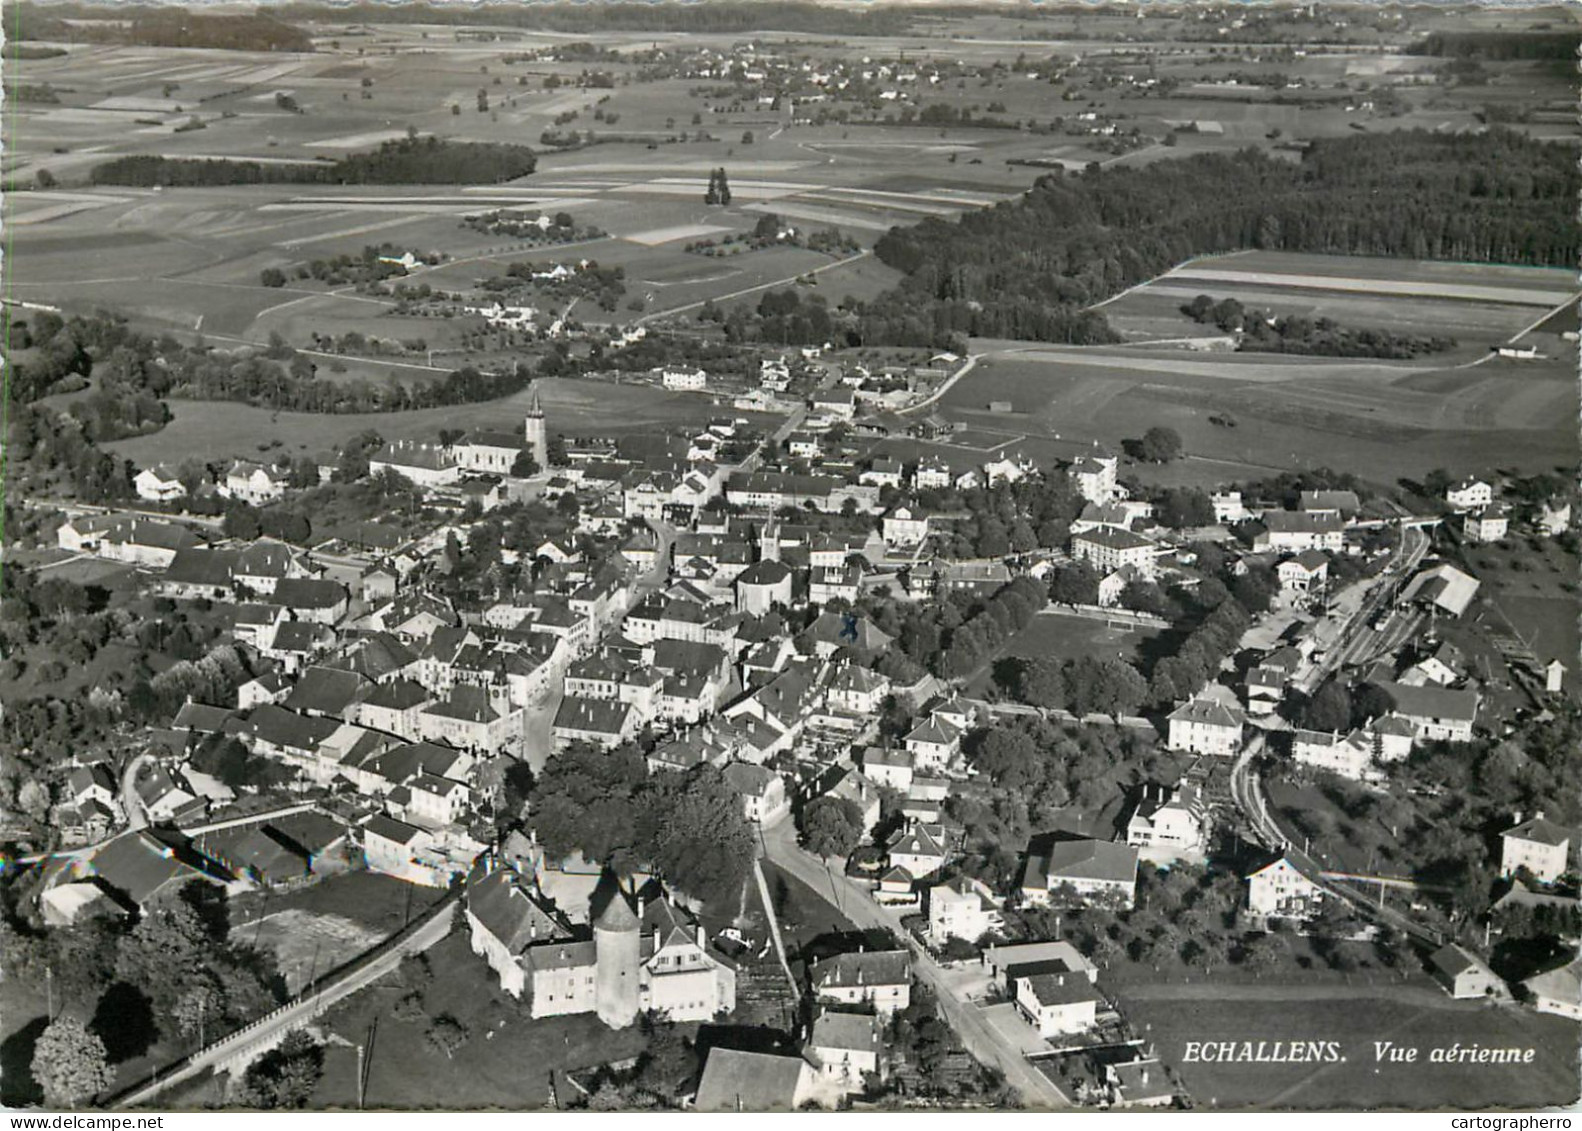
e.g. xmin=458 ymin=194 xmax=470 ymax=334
xmin=0 ymin=0 xmax=1576 ymax=1115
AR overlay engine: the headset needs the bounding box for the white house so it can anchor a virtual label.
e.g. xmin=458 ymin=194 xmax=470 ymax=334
xmin=1166 ymin=698 xmax=1244 ymax=756
xmin=927 ymin=875 xmax=1002 ymax=945
xmin=1016 ymin=970 xmax=1102 ymax=1037
xmin=660 ymin=366 xmax=708 ymax=392
xmin=134 ymin=465 xmax=187 ymax=503
xmin=1022 ymin=838 xmax=1139 ymax=908
xmin=882 ymin=507 xmax=930 ymax=548
xmin=1446 ymin=478 xmax=1493 ymax=513
xmin=1245 ymin=856 xmax=1323 ymax=920
xmin=1501 ymin=813 xmax=1570 ymax=884
xmin=1463 ymin=506 xmax=1509 ymax=544
xmin=221 ymin=460 xmax=287 ymax=506
xmin=1072 ymin=527 xmax=1159 ymax=578
xmin=809 ymin=949 xmax=910 ymax=1016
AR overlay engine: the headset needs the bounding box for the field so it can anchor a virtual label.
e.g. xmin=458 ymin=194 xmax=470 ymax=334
xmin=1458 ymin=535 xmax=1582 ymax=674
xmin=101 ymin=375 xmax=775 ymax=465
xmin=965 ymin=610 xmax=1162 ymax=696
xmin=1117 ymin=983 xmax=1580 ymax=1110
xmin=946 ymin=250 xmax=1580 ymax=490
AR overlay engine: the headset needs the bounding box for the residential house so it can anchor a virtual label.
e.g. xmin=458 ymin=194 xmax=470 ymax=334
xmin=1071 ymin=527 xmax=1159 ymax=578
xmin=1123 ymin=781 xmax=1206 ymax=855
xmin=1022 ymin=837 xmax=1139 ymax=908
xmin=1016 ymin=970 xmax=1102 ymax=1037
xmin=1166 ymin=699 xmax=1244 ymax=756
xmin=806 ymin=1010 xmax=884 ymax=1093
xmin=1446 ymin=478 xmax=1493 ymax=513
xmin=1501 ymin=813 xmax=1570 ymax=883
xmin=1463 ymin=505 xmax=1509 ymax=544
xmin=221 ymin=460 xmax=287 ymax=506
xmin=1373 ymin=680 xmax=1477 ymax=742
xmin=1245 ymin=856 xmax=1323 ymax=920
xmin=1277 ymin=550 xmax=1329 ymax=594
xmin=927 ymin=876 xmax=1002 ymax=945
xmin=809 ymin=949 xmax=911 ymax=1016
xmin=134 ymin=464 xmax=187 ymax=503
xmin=724 ymin=762 xmax=789 ymax=826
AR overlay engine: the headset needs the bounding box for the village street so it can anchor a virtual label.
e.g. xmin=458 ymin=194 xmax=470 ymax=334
xmin=760 ymin=816 xmax=1070 ymax=1109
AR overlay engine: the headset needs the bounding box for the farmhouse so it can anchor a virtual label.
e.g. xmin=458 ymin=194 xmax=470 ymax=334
xmin=806 ymin=1010 xmax=884 ymax=1092
xmin=1277 ymin=550 xmax=1329 ymax=594
xmin=694 ymin=1049 xmax=815 ymax=1112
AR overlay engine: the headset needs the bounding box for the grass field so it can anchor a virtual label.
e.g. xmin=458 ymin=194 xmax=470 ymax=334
xmin=1118 ymin=984 xmax=1580 ymax=1110
xmin=965 ymin=610 xmax=1162 ymax=696
xmin=102 ymin=375 xmax=781 ymax=465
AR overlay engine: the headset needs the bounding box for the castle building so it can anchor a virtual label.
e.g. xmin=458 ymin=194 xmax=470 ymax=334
xmin=464 ymin=863 xmax=736 ymax=1029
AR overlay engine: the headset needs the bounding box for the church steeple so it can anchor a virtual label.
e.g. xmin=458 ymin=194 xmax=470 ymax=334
xmin=523 ymin=381 xmax=548 ymax=473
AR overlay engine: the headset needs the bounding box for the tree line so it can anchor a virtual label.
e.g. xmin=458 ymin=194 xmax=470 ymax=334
xmin=274 ymin=0 xmax=915 ymax=36
xmin=860 ymin=130 xmax=1578 ymax=347
xmin=1180 ymin=294 xmax=1455 ymax=359
xmin=12 ymin=4 xmax=315 ymax=51
xmin=91 ymin=137 xmax=536 ymax=188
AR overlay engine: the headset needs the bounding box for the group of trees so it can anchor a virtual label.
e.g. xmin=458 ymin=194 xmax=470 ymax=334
xmin=1180 ymin=294 xmax=1455 ymax=359
xmin=527 ymin=746 xmax=755 ymax=912
xmin=276 ymin=0 xmax=914 ymax=36
xmin=91 ymin=137 xmax=537 ymax=188
xmin=1005 ymin=654 xmax=1149 ymax=719
xmin=3 ymin=880 xmax=286 ymax=1106
xmin=947 ymin=717 xmax=1177 ymax=887
xmin=860 ymin=130 xmax=1578 ymax=347
xmin=13 ymin=4 xmax=314 ymax=50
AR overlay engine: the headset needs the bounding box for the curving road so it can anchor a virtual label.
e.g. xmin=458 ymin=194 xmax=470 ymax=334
xmin=761 ymin=818 xmax=1069 ymax=1108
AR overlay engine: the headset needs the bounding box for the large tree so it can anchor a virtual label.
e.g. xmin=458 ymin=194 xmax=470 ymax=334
xmin=800 ymin=796 xmax=864 ymax=859
xmin=32 ymin=1017 xmax=114 ymax=1108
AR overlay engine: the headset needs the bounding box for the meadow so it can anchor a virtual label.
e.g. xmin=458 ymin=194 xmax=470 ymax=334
xmin=101 ymin=375 xmax=776 ymax=465
xmin=1119 ymin=985 xmax=1580 ymax=1110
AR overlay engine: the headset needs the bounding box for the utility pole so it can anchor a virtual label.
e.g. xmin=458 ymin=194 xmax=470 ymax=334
xmin=45 ymin=966 xmax=53 ymax=1023
xmin=355 ymin=1044 xmax=366 ymax=1110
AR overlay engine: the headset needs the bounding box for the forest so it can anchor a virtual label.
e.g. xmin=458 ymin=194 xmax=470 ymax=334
xmin=90 ymin=137 xmax=536 ymax=189
xmin=11 ymin=4 xmax=314 ymax=51
xmin=862 ymin=130 xmax=1579 ymax=347
xmin=275 ymin=0 xmax=915 ymax=36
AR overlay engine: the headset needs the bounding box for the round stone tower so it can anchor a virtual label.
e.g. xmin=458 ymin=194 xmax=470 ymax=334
xmin=593 ymin=888 xmax=641 ymax=1030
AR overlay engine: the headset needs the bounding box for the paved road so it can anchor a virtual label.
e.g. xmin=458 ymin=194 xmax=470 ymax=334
xmin=761 ymin=818 xmax=1069 ymax=1109
xmin=120 ymin=752 xmax=154 ymax=833
xmin=896 ymin=354 xmax=979 ymax=417
xmin=115 ymin=893 xmax=456 ymax=1109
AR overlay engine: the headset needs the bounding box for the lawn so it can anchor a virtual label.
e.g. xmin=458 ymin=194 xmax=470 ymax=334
xmin=309 ymin=931 xmax=656 ymax=1110
xmin=965 ymin=611 xmax=1162 ymax=696
xmin=1117 ymin=984 xmax=1580 ymax=1110
xmin=228 ymin=871 xmax=448 ymax=943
